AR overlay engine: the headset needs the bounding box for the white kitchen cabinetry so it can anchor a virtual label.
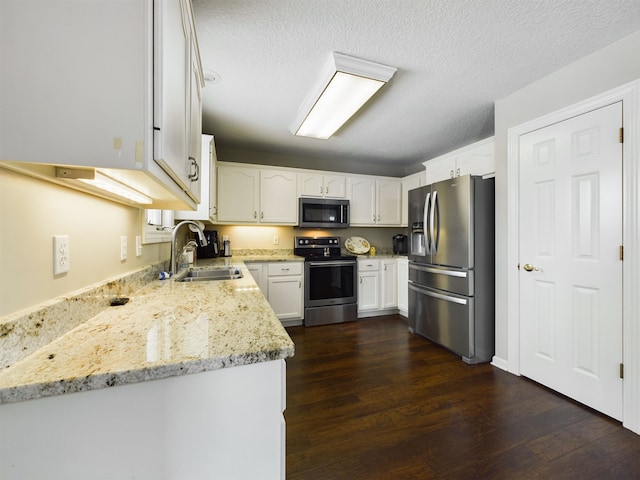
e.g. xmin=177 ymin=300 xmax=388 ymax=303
xmin=381 ymin=259 xmax=398 ymax=310
xmin=358 ymin=259 xmax=381 ymax=313
xmin=0 ymin=0 xmax=203 ymax=210
xmin=0 ymin=360 xmax=287 ymax=480
xmin=247 ymin=262 xmax=304 ymax=325
xmin=401 ymin=171 xmax=426 ymax=226
xmin=261 ymin=169 xmax=298 ymax=224
xmin=397 ymin=257 xmax=409 ymax=317
xmin=267 ymin=263 xmax=304 ymax=323
xmin=217 ymin=164 xmax=297 ymax=224
xmin=349 ymin=176 xmax=402 ymax=226
xmin=424 ymin=137 xmax=495 ymax=185
xmin=175 ymin=135 xmax=217 ymax=222
xmin=298 ymin=173 xmax=348 ymax=198
xmin=216 ymin=165 xmax=259 ymax=222
xmin=358 ymin=258 xmax=400 ymax=317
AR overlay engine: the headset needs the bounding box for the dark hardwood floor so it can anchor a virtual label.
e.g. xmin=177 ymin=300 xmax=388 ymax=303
xmin=285 ymin=315 xmax=640 ymax=480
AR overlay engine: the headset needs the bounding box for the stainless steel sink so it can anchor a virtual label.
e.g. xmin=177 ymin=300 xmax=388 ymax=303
xmin=175 ymin=266 xmax=243 ymax=282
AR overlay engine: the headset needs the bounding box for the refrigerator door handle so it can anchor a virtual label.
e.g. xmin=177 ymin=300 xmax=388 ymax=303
xmin=431 ymin=190 xmax=439 ymax=253
xmin=424 ymin=192 xmax=431 ymax=254
xmin=410 ymin=263 xmax=468 ymax=278
xmin=409 ymin=282 xmax=468 ymax=305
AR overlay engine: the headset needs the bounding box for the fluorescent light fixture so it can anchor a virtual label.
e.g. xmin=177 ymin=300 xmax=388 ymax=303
xmin=56 ymin=167 xmax=152 ymax=204
xmin=290 ymin=52 xmax=397 ymax=139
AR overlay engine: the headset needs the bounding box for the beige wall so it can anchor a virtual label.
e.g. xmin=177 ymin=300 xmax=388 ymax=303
xmin=493 ymin=30 xmax=640 ymax=363
xmin=0 ymin=168 xmax=170 ymax=317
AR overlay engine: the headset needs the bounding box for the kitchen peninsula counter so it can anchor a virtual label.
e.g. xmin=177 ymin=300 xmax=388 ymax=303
xmin=0 ymin=259 xmax=294 ymax=404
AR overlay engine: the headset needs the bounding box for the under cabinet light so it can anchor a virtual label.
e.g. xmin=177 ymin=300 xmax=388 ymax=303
xmin=290 ymin=52 xmax=397 ymax=140
xmin=56 ymin=167 xmax=152 ymax=205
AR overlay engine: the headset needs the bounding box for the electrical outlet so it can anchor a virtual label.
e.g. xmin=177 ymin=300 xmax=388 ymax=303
xmin=53 ymin=235 xmax=70 ymax=275
xmin=136 ymin=236 xmax=143 ymax=257
xmin=273 ymin=235 xmax=279 ymax=245
xmin=120 ymin=235 xmax=128 ymax=261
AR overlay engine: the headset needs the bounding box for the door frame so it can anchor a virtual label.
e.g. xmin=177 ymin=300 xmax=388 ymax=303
xmin=506 ymin=80 xmax=640 ymax=434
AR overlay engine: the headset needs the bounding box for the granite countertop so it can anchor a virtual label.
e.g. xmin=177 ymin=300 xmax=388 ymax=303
xmin=0 ymin=260 xmax=294 ymax=404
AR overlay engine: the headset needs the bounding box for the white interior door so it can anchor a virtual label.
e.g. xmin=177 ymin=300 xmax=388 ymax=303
xmin=519 ymin=102 xmax=623 ymax=420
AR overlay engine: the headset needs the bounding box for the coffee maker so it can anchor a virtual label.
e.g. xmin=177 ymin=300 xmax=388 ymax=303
xmin=392 ymin=234 xmax=408 ymax=255
xmin=197 ymin=230 xmax=219 ymax=258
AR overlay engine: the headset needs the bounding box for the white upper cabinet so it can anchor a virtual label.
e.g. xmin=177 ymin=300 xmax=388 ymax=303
xmin=0 ymin=0 xmax=203 ymax=210
xmin=298 ymin=173 xmax=348 ymax=198
xmin=424 ymin=137 xmax=495 ymax=185
xmin=216 ymin=165 xmax=260 ymax=223
xmin=349 ymin=176 xmax=402 ymax=226
xmin=216 ymin=163 xmax=297 ymax=224
xmin=401 ymin=171 xmax=426 ymax=226
xmin=260 ymin=169 xmax=298 ymax=224
xmin=175 ymin=135 xmax=216 ymax=222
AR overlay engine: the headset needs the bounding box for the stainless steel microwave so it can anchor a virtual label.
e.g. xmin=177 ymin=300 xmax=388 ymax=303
xmin=298 ymin=198 xmax=349 ymax=228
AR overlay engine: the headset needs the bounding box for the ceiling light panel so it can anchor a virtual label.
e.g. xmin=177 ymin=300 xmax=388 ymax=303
xmin=291 ymin=52 xmax=397 ymax=140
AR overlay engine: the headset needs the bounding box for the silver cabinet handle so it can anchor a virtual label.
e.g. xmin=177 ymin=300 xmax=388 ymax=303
xmin=188 ymin=157 xmax=199 ymax=181
xmin=456 ymin=168 xmax=461 ymax=177
xmin=254 ymin=211 xmax=257 ymax=219
xmin=450 ymin=169 xmax=455 ymax=178
xmin=261 ymin=211 xmax=264 ymax=219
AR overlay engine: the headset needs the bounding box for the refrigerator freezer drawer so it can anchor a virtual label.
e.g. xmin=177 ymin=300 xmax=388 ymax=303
xmin=408 ymin=281 xmax=474 ymax=360
xmin=409 ymin=262 xmax=473 ymax=296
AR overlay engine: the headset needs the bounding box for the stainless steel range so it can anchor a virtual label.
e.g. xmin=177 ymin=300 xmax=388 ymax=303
xmin=294 ymin=236 xmax=357 ymax=327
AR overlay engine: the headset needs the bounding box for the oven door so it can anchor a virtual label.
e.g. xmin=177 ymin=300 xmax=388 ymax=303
xmin=305 ymin=260 xmax=357 ymax=307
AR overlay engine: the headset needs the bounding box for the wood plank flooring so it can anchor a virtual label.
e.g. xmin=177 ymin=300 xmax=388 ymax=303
xmin=285 ymin=315 xmax=640 ymax=479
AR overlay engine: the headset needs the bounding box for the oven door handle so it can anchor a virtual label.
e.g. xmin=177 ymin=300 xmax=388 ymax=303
xmin=308 ymin=261 xmax=356 ymax=267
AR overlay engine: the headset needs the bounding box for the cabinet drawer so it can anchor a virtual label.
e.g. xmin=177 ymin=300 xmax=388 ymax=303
xmin=358 ymin=259 xmax=380 ymax=271
xmin=267 ymin=262 xmax=303 ymax=276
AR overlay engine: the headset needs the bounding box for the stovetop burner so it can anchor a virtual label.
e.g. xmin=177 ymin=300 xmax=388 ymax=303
xmin=294 ymin=236 xmax=354 ymax=261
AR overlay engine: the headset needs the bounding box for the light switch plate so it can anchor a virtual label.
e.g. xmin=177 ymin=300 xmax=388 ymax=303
xmin=136 ymin=236 xmax=143 ymax=257
xmin=53 ymin=235 xmax=70 ymax=275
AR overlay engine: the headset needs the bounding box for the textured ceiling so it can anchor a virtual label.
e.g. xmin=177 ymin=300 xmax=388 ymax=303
xmin=192 ymin=0 xmax=640 ymax=175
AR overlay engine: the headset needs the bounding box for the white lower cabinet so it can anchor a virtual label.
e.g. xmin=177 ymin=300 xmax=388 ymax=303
xmin=397 ymin=257 xmax=408 ymax=317
xmin=358 ymin=259 xmax=381 ymax=313
xmin=246 ymin=262 xmax=268 ymax=293
xmin=267 ymin=262 xmax=303 ymax=322
xmin=358 ymin=258 xmax=400 ymax=317
xmin=381 ymin=259 xmax=398 ymax=310
xmin=0 ymin=360 xmax=287 ymax=480
xmin=248 ymin=262 xmax=304 ymax=325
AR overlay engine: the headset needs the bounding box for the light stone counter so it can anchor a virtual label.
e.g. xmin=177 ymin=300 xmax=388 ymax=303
xmin=0 ymin=260 xmax=294 ymax=404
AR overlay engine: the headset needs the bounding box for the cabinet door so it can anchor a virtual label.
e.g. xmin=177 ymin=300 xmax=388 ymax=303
xmin=175 ymin=135 xmax=215 ymax=222
xmin=268 ymin=277 xmax=303 ymax=320
xmin=260 ymin=170 xmax=298 ymax=224
xmin=425 ymin=156 xmax=456 ymax=185
xmin=298 ymin=173 xmax=324 ymax=197
xmin=324 ymin=174 xmax=347 ymax=198
xmin=401 ymin=172 xmax=425 ymax=226
xmin=456 ymin=138 xmax=495 ymax=177
xmin=247 ymin=263 xmax=267 ymax=293
xmin=217 ymin=166 xmax=259 ymax=222
xmin=397 ymin=258 xmax=409 ymax=316
xmin=349 ymin=177 xmax=377 ymax=225
xmin=186 ymin=34 xmax=203 ymax=202
xmin=381 ymin=260 xmax=398 ymax=309
xmin=358 ymin=271 xmax=380 ymax=312
xmin=376 ymin=179 xmax=402 ymax=226
xmin=154 ymin=0 xmax=191 ymax=191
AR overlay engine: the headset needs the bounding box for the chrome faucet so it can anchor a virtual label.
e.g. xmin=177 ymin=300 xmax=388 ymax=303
xmin=171 ymin=221 xmax=208 ymax=274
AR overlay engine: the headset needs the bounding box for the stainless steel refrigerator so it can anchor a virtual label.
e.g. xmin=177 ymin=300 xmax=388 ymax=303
xmin=408 ymin=175 xmax=495 ymax=363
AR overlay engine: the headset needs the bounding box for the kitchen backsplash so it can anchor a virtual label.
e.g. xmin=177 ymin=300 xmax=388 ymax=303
xmin=211 ymin=225 xmax=407 ymax=252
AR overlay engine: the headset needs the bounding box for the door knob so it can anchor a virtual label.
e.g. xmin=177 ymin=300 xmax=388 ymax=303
xmin=523 ymin=263 xmax=541 ymax=272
